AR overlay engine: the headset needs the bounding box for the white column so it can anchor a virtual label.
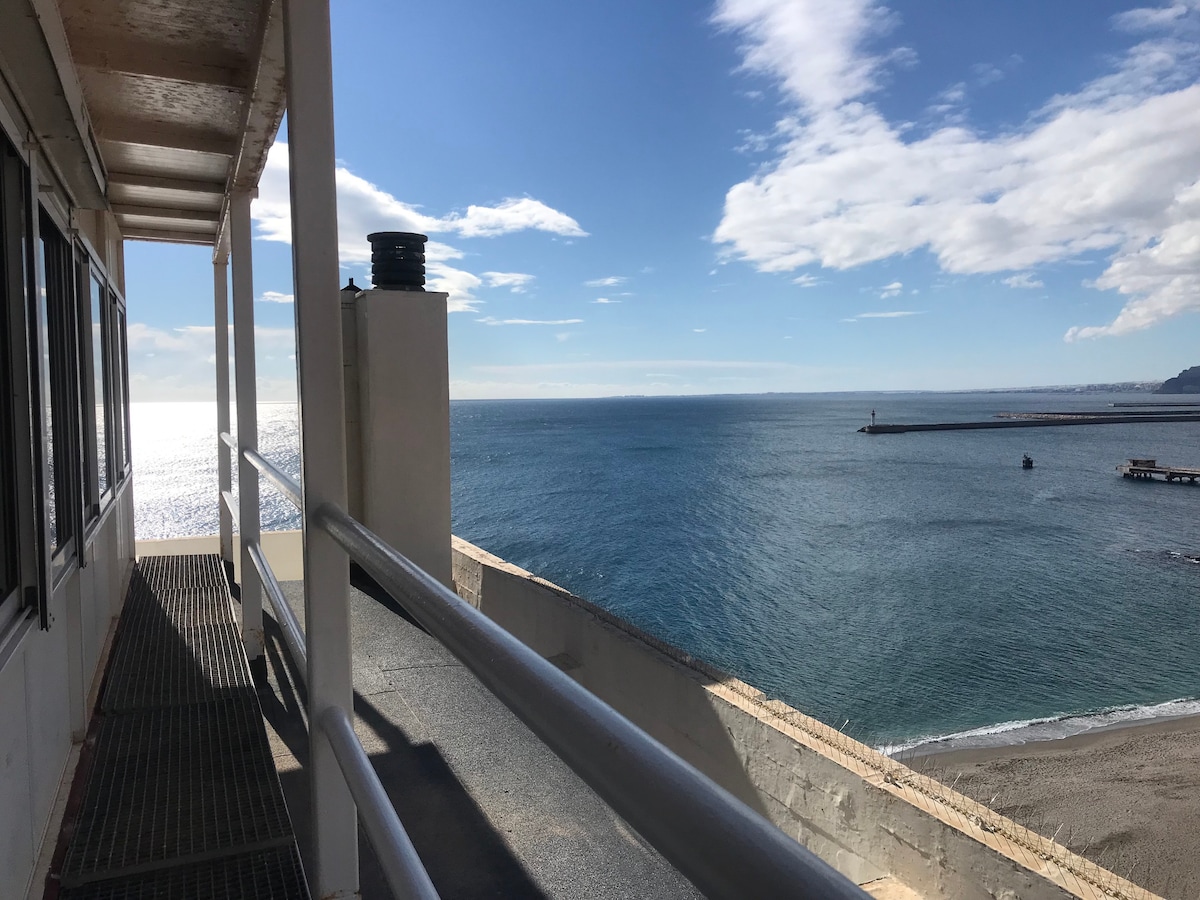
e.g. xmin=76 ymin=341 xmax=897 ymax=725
xmin=357 ymin=289 xmax=453 ymax=588
xmin=214 ymin=244 xmax=233 ymax=565
xmin=282 ymin=0 xmax=357 ymax=896
xmin=230 ymin=191 xmax=262 ymax=661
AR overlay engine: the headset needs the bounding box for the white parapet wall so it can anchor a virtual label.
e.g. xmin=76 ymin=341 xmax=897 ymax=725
xmin=135 ymin=529 xmax=305 ymax=582
xmin=451 ymin=536 xmax=1157 ymax=900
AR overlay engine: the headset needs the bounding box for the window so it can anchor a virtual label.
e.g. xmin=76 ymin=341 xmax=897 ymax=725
xmin=38 ymin=214 xmax=81 ymax=562
xmin=0 ymin=139 xmax=21 ymax=621
xmin=108 ymin=293 xmax=128 ymax=479
xmin=0 ymin=133 xmax=35 ymax=630
xmin=90 ymin=273 xmax=110 ymax=500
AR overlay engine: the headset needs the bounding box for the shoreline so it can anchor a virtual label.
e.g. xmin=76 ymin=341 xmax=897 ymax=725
xmin=920 ymin=710 xmax=1200 ymax=767
xmin=910 ymin=711 xmax=1200 ymax=898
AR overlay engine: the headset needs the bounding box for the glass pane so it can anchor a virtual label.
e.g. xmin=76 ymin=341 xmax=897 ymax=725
xmin=91 ymin=275 xmax=108 ymax=496
xmin=110 ymin=296 xmax=125 ymax=476
xmin=38 ymin=236 xmax=56 ymax=550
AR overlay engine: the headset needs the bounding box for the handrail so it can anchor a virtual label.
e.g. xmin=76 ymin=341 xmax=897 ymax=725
xmin=242 ymin=447 xmax=302 ymax=510
xmin=319 ymin=706 xmax=441 ymax=900
xmin=220 ymin=490 xmax=237 ymax=519
xmin=247 ymin=541 xmax=307 ymax=683
xmin=219 ymin=430 xmax=237 ymax=451
xmin=314 ymin=502 xmax=868 ymax=900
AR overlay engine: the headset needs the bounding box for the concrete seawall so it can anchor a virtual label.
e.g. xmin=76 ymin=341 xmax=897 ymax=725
xmin=861 ymin=415 xmax=1200 ymax=433
xmin=451 ymin=536 xmax=1156 ymax=900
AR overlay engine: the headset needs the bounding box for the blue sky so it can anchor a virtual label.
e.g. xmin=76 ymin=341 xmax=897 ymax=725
xmin=124 ymin=0 xmax=1200 ymax=400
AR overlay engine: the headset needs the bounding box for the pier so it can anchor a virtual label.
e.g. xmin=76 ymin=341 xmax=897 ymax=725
xmin=859 ymin=412 xmax=1200 ymax=433
xmin=1117 ymin=458 xmax=1200 ymax=484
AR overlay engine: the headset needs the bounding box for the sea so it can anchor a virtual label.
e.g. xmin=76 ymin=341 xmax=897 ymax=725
xmin=131 ymin=393 xmax=1200 ymax=755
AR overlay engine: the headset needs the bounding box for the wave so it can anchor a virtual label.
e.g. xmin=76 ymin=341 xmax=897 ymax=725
xmin=879 ymin=696 xmax=1200 ymax=757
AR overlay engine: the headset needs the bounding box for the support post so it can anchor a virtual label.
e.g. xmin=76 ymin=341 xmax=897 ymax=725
xmin=282 ymin=0 xmax=358 ymax=895
xmin=230 ymin=191 xmax=263 ymax=661
xmin=214 ymin=241 xmax=233 ymax=566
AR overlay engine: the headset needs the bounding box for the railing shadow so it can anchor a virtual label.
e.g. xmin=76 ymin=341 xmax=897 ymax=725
xmin=258 ymin=605 xmax=550 ymax=900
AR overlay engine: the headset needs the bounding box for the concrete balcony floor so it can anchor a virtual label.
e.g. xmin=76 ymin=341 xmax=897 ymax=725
xmin=260 ymin=577 xmax=705 ymax=899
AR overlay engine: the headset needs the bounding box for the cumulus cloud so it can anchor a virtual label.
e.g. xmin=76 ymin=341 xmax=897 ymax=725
xmin=476 ymin=316 xmax=584 ymax=326
xmin=1002 ymin=273 xmax=1044 ymax=289
xmin=253 ymin=143 xmax=583 ymax=313
xmin=793 ymin=273 xmax=822 ymax=287
xmin=584 ymin=276 xmax=627 ymax=287
xmin=712 ymin=0 xmax=1200 ymax=338
xmin=879 ymin=280 xmax=903 ymax=298
xmin=482 ymin=271 xmax=535 ymax=292
xmin=592 ymin=297 xmax=620 ymax=304
xmin=450 ymin=199 xmax=585 ymax=238
xmin=258 ymin=290 xmax=294 ymax=303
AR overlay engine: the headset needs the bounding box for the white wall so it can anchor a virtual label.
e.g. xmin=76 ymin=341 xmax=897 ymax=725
xmin=0 ymin=482 xmax=134 ymax=900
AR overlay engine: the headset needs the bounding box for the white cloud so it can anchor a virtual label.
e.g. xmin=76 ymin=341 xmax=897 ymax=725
xmin=258 ymin=290 xmax=294 ymax=303
xmin=584 ymin=276 xmax=627 ymax=287
xmin=792 ymin=273 xmax=822 ymax=287
xmin=253 ymin=143 xmax=583 ymax=312
xmin=427 ymin=266 xmax=483 ymax=313
xmin=843 ymin=310 xmax=923 ymax=321
xmin=1114 ymin=2 xmax=1195 ymax=32
xmin=693 ymin=328 xmax=708 ymax=332
xmin=449 ymin=199 xmax=586 ymax=238
xmin=592 ymin=297 xmax=620 ymax=304
xmin=126 ymin=323 xmax=297 ymax=401
xmin=880 ymin=280 xmax=903 ymax=298
xmin=482 ymin=271 xmax=535 ymax=292
xmin=712 ymin=0 xmax=1200 ymax=338
xmin=1002 ymin=273 xmax=1044 ymax=289
xmin=476 ymin=316 xmax=584 ymax=326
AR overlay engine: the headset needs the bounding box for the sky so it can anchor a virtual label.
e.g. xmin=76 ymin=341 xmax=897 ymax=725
xmin=124 ymin=0 xmax=1200 ymax=401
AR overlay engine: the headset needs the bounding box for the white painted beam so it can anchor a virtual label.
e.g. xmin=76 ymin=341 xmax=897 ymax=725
xmin=111 ymin=204 xmax=220 ymax=223
xmin=214 ymin=250 xmax=233 ymax=566
xmin=71 ymin=40 xmax=247 ymax=89
xmin=97 ymin=121 xmax=235 ymax=157
xmin=108 ymin=172 xmax=226 ymax=194
xmin=119 ymin=227 xmax=217 ymax=245
xmin=282 ymin=0 xmax=357 ymax=894
xmin=230 ymin=190 xmax=263 ymax=662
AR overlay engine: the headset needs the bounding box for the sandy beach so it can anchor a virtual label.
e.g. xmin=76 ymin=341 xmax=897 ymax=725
xmin=909 ymin=715 xmax=1200 ymax=899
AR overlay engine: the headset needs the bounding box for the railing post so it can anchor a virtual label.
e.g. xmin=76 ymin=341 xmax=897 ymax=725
xmin=213 ymin=239 xmax=233 ymax=567
xmin=230 ymin=190 xmax=263 ymax=662
xmin=282 ymin=0 xmax=358 ymax=896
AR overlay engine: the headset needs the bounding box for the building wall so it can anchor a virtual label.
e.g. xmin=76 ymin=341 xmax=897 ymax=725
xmin=0 ymin=482 xmax=134 ymax=900
xmin=451 ymin=536 xmax=1149 ymax=900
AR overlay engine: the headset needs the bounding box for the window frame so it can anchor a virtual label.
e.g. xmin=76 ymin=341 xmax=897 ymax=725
xmin=0 ymin=132 xmax=33 ymax=638
xmin=85 ymin=266 xmax=113 ymax=515
xmin=37 ymin=206 xmax=83 ymax=585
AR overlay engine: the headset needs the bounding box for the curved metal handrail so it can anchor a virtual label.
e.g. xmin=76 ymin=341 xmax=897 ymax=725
xmin=314 ymin=501 xmax=868 ymax=900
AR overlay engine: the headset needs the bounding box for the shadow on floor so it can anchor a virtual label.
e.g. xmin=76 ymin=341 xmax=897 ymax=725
xmin=257 ymin=610 xmax=550 ymax=900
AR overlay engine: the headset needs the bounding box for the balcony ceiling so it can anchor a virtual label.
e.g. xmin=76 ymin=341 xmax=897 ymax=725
xmin=58 ymin=0 xmax=286 ymax=246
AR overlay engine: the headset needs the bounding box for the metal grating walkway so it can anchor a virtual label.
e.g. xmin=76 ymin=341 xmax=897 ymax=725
xmin=57 ymin=555 xmax=309 ymax=899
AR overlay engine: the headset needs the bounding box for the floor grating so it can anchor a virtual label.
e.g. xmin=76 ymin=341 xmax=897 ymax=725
xmin=59 ymin=555 xmax=309 ymax=898
xmin=59 ymin=846 xmax=308 ymax=900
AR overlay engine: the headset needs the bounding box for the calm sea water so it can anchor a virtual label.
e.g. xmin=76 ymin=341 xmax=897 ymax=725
xmin=132 ymin=394 xmax=1200 ymax=751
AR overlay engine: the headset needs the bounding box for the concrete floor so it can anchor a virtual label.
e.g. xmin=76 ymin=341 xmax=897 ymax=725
xmin=256 ymin=577 xmax=703 ymax=899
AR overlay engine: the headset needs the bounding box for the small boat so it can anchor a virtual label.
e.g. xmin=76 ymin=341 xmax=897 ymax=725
xmin=1022 ymin=454 xmax=1034 ymax=469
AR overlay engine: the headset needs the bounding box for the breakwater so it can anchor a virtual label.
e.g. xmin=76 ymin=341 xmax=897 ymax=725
xmin=860 ymin=413 xmax=1200 ymax=433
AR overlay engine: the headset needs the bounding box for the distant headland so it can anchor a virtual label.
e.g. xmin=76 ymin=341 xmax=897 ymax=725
xmin=1156 ymin=366 xmax=1200 ymax=394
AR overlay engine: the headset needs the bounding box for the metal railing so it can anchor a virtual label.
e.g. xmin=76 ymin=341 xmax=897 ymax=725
xmin=233 ymin=448 xmax=438 ymax=900
xmin=239 ymin=449 xmax=869 ymax=900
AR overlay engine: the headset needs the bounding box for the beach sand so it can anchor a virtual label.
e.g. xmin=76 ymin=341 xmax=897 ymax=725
xmin=908 ymin=715 xmax=1200 ymax=899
